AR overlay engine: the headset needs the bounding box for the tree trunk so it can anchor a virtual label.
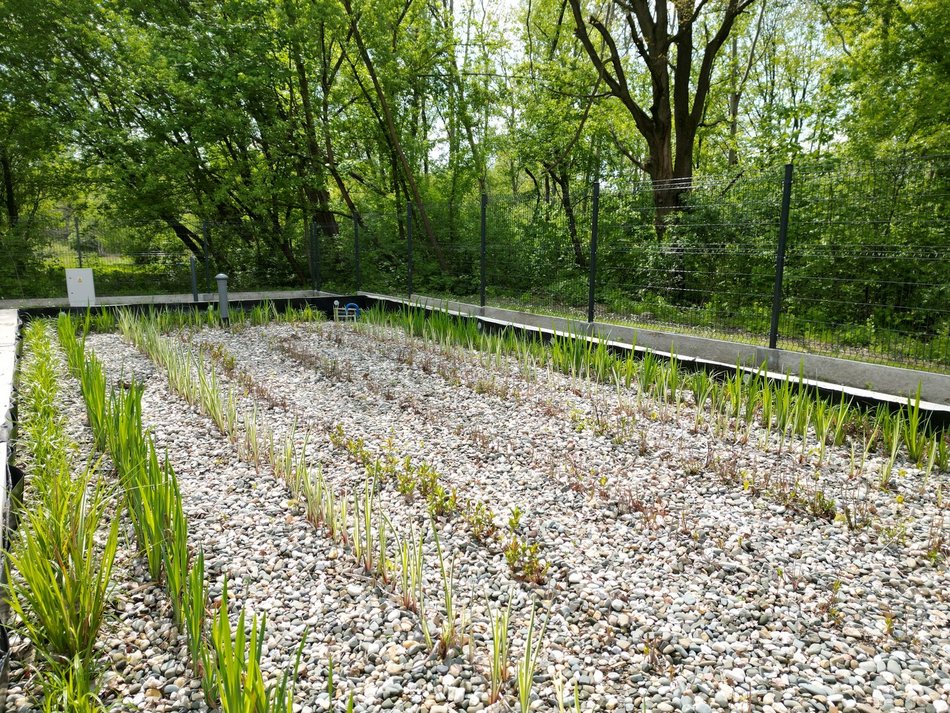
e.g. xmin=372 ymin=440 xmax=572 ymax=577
xmin=0 ymin=145 xmax=18 ymax=227
xmin=285 ymin=0 xmax=339 ymax=240
xmin=340 ymin=0 xmax=447 ymax=270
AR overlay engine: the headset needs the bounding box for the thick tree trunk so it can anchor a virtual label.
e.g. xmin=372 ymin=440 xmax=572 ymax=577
xmin=568 ymin=0 xmax=756 ymax=234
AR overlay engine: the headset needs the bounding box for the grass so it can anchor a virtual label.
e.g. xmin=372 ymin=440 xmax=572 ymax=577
xmin=432 ymin=525 xmax=458 ymax=656
xmin=184 ymin=548 xmax=208 ymax=677
xmin=361 ymin=304 xmax=949 ymax=486
xmin=204 ymin=581 xmax=306 ymax=713
xmin=7 ymin=467 xmax=119 ymax=671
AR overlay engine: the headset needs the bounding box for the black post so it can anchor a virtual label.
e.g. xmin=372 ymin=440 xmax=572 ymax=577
xmin=202 ymin=221 xmax=211 ymax=293
xmin=190 ymin=256 xmax=198 ymax=302
xmin=587 ymin=181 xmax=600 ymax=324
xmin=74 ymin=216 xmax=83 ymax=268
xmin=480 ymin=193 xmax=487 ymax=308
xmin=407 ymin=200 xmax=413 ymax=297
xmin=769 ymin=163 xmax=794 ymax=349
xmin=353 ymin=215 xmax=361 ymax=291
xmin=309 ymin=221 xmax=320 ymax=292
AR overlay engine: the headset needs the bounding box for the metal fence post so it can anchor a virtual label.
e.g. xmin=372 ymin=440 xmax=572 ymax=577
xmin=353 ymin=215 xmax=361 ymax=292
xmin=309 ymin=221 xmax=320 ymax=292
xmin=190 ymin=256 xmax=198 ymax=302
xmin=587 ymin=181 xmax=600 ymax=324
xmin=74 ymin=216 xmax=83 ymax=268
xmin=769 ymin=163 xmax=794 ymax=350
xmin=202 ymin=221 xmax=211 ymax=292
xmin=407 ymin=200 xmax=413 ymax=298
xmin=480 ymin=193 xmax=487 ymax=308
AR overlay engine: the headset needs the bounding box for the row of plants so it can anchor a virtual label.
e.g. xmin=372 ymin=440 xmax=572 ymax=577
xmin=336 ymin=426 xmax=550 ymax=584
xmin=200 ymin=330 xmax=551 ymax=585
xmin=360 ymin=306 xmax=949 ymax=490
xmin=5 ymin=320 xmax=119 ymax=711
xmin=81 ymin=301 xmax=326 ymax=336
xmin=115 ymin=309 xmax=557 ymax=710
xmin=56 ymin=313 xmax=305 ymax=712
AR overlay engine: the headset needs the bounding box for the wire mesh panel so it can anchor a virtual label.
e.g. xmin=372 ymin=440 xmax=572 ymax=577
xmin=0 ymin=217 xmax=195 ymax=300
xmin=2 ymin=158 xmax=948 ymax=372
xmin=413 ymin=199 xmax=482 ymax=300
xmin=782 ymin=158 xmax=950 ymax=368
xmin=484 ymin=188 xmax=593 ymax=316
xmin=597 ymin=170 xmax=782 ymax=341
xmin=357 ymin=208 xmax=409 ymax=296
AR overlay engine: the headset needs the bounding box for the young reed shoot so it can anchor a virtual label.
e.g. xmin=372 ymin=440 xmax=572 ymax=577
xmin=516 ymin=603 xmax=549 ymax=713
xmin=486 ymin=593 xmax=512 ymax=704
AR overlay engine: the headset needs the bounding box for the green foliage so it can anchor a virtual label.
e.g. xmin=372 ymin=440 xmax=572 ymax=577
xmin=7 ymin=465 xmax=119 ymax=673
xmin=8 ymin=320 xmax=118 ymax=690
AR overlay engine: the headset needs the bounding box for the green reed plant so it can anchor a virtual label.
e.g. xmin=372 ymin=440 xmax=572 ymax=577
xmin=553 ymin=674 xmax=581 ymax=713
xmin=935 ymin=435 xmax=949 ymax=472
xmin=486 ymin=593 xmax=512 ymax=704
xmin=336 ymin=493 xmax=349 ymax=546
xmin=377 ymin=509 xmax=390 ymax=584
xmin=903 ymin=387 xmax=926 ymax=463
xmin=78 ymin=354 xmax=108 ymax=450
xmin=689 ymin=371 xmax=713 ymax=419
xmin=394 ymin=522 xmax=423 ymax=612
xmin=40 ymin=654 xmax=108 ymax=713
xmin=880 ymin=419 xmax=902 ymax=490
xmin=7 ymin=469 xmax=119 ymax=672
xmin=56 ymin=312 xmax=86 ymax=375
xmin=811 ymin=399 xmax=830 ymax=464
xmin=301 ymin=467 xmax=325 ymax=527
xmin=516 ymin=603 xmax=549 ymax=713
xmin=204 ymin=581 xmax=306 ymax=713
xmin=431 ymin=524 xmax=458 ymax=655
xmin=163 ymin=485 xmax=189 ymax=625
xmin=184 ymin=549 xmax=208 ymax=677
xmin=415 ymin=527 xmax=433 ymax=649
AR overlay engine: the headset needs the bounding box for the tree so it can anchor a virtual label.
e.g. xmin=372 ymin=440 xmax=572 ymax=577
xmin=566 ymin=0 xmax=758 ymax=225
xmin=820 ymin=0 xmax=950 ymax=156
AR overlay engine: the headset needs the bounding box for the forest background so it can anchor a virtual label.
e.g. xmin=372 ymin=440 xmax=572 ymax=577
xmin=0 ymin=0 xmax=948 ymax=364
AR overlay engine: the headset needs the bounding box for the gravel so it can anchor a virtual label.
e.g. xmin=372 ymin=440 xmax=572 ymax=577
xmin=18 ymin=318 xmax=949 ymax=712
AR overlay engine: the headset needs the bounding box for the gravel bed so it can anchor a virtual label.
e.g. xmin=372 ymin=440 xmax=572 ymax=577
xmin=86 ymin=333 xmax=490 ymax=713
xmin=70 ymin=321 xmax=950 ymax=713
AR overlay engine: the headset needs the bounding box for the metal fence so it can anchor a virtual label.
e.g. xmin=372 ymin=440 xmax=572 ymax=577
xmin=1 ymin=157 xmax=947 ymax=371
xmin=350 ymin=157 xmax=950 ymax=372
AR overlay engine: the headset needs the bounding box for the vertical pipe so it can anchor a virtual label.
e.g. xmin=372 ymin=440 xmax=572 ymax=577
xmin=353 ymin=215 xmax=361 ymax=292
xmin=587 ymin=181 xmax=600 ymax=324
xmin=215 ymin=273 xmax=229 ymax=322
xmin=769 ymin=163 xmax=794 ymax=350
xmin=480 ymin=193 xmax=487 ymax=308
xmin=407 ymin=200 xmax=413 ymax=298
xmin=74 ymin=216 xmax=83 ymax=268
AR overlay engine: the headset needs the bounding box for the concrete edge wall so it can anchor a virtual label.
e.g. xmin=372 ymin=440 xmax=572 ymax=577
xmin=1 ymin=288 xmax=335 ymax=312
xmin=361 ymin=292 xmax=950 ymax=410
xmin=0 ymin=309 xmax=18 ymax=701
